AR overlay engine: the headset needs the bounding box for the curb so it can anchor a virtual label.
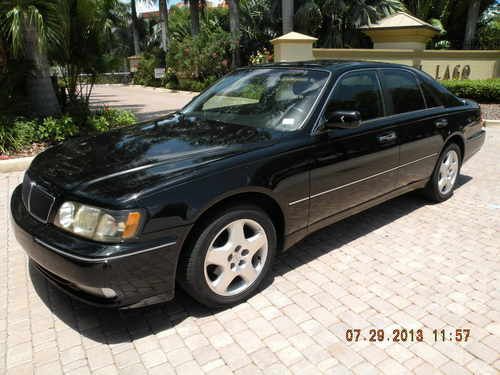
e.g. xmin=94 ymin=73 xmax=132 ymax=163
xmin=1 ymin=118 xmax=498 ymax=173
xmin=484 ymin=119 xmax=500 ymax=127
xmin=0 ymin=156 xmax=33 ymax=173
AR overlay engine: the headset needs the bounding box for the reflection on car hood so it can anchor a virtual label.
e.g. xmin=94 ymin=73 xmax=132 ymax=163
xmin=29 ymin=114 xmax=277 ymax=203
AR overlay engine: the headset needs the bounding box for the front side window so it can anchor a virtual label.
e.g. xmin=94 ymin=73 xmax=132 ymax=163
xmin=182 ymin=68 xmax=330 ymax=131
xmin=381 ymin=70 xmax=426 ymax=115
xmin=328 ymin=71 xmax=383 ymax=122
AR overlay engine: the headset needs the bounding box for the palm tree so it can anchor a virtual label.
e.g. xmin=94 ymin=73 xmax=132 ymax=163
xmin=158 ymin=0 xmax=169 ymax=52
xmin=189 ymin=0 xmax=200 ymax=35
xmin=464 ymin=0 xmax=481 ymax=48
xmin=228 ymin=0 xmax=240 ymax=67
xmin=294 ymin=0 xmax=404 ymax=48
xmin=282 ymin=0 xmax=293 ymax=34
xmin=1 ymin=0 xmax=61 ymax=117
xmin=130 ymin=0 xmax=141 ymax=54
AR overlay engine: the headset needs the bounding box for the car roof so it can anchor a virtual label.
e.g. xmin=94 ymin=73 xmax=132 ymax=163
xmin=250 ymin=60 xmax=418 ymax=74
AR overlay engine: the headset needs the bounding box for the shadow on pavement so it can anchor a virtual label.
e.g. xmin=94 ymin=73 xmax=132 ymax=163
xmin=29 ymin=175 xmax=472 ymax=344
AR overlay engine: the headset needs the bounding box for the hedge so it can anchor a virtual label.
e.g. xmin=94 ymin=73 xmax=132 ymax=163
xmin=441 ymin=79 xmax=500 ymax=103
xmin=0 ymin=108 xmax=136 ymax=155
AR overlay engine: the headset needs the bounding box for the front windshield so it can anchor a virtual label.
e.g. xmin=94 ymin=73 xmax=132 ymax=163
xmin=181 ymin=68 xmax=330 ymax=131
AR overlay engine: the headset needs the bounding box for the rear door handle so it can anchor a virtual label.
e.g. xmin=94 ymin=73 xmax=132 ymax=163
xmin=435 ymin=118 xmax=448 ymax=128
xmin=377 ymin=131 xmax=397 ymax=143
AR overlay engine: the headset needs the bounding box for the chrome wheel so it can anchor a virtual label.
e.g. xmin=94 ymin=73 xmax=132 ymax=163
xmin=204 ymin=219 xmax=268 ymax=296
xmin=437 ymin=149 xmax=459 ymax=195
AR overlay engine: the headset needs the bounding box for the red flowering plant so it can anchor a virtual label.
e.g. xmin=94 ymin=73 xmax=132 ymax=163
xmin=167 ymin=26 xmax=233 ymax=90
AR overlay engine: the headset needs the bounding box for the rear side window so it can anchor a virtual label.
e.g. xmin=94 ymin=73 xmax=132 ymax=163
xmin=329 ymin=71 xmax=383 ymax=121
xmin=419 ymin=78 xmax=443 ymax=108
xmin=381 ymin=70 xmax=426 ymax=115
xmin=419 ymin=74 xmax=463 ymax=108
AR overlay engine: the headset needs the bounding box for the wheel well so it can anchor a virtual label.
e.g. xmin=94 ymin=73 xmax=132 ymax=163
xmin=444 ymin=135 xmax=465 ymax=161
xmin=177 ymin=192 xmax=285 ymax=274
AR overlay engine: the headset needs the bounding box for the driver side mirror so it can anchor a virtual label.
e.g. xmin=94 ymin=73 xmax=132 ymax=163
xmin=324 ymin=110 xmax=361 ymax=129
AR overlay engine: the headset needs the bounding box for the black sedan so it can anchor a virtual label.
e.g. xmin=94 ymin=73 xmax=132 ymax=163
xmin=11 ymin=61 xmax=485 ymax=308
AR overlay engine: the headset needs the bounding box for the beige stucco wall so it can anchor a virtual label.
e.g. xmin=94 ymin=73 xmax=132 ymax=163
xmin=373 ymin=41 xmax=426 ymax=50
xmin=274 ymin=42 xmax=315 ymax=62
xmin=312 ymin=49 xmax=500 ymax=80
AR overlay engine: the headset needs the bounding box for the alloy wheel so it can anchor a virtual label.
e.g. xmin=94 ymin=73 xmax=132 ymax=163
xmin=204 ymin=219 xmax=268 ymax=296
xmin=438 ymin=149 xmax=459 ymax=195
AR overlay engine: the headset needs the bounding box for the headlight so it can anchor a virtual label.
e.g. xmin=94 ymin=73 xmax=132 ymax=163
xmin=54 ymin=201 xmax=143 ymax=242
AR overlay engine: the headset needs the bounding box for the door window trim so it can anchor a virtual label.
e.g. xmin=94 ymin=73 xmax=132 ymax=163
xmin=311 ymin=68 xmax=385 ymax=135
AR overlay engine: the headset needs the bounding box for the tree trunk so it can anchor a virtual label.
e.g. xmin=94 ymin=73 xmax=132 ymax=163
xmin=464 ymin=0 xmax=480 ymax=49
xmin=23 ymin=21 xmax=61 ymax=117
xmin=228 ymin=0 xmax=240 ymax=68
xmin=282 ymin=0 xmax=293 ymax=34
xmin=131 ymin=0 xmax=140 ymax=55
xmin=159 ymin=0 xmax=169 ymax=53
xmin=189 ymin=0 xmax=200 ymax=36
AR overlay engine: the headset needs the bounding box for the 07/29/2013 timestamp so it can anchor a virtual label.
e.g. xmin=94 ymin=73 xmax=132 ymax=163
xmin=345 ymin=328 xmax=471 ymax=343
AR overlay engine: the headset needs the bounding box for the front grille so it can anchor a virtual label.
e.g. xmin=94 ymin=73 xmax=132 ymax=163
xmin=22 ymin=174 xmax=56 ymax=223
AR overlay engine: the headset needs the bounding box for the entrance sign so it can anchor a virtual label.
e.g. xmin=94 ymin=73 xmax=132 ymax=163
xmin=154 ymin=68 xmax=166 ymax=79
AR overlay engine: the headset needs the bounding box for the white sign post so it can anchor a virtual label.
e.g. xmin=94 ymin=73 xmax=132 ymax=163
xmin=154 ymin=68 xmax=166 ymax=79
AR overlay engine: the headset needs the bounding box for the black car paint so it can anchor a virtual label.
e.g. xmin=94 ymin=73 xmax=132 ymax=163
xmin=11 ymin=61 xmax=485 ymax=308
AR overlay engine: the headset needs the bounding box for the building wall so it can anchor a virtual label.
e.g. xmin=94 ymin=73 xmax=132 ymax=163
xmin=312 ymin=48 xmax=500 ymax=80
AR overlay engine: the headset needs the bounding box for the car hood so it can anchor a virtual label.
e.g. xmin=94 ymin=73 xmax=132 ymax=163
xmin=29 ymin=114 xmax=278 ymax=203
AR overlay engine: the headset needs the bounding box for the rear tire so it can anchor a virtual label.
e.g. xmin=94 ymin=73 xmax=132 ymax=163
xmin=178 ymin=205 xmax=276 ymax=308
xmin=424 ymin=143 xmax=461 ymax=202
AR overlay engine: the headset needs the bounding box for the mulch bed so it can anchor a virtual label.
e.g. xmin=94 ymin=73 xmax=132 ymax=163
xmin=0 ymin=142 xmax=49 ymax=160
xmin=480 ymin=103 xmax=500 ymax=120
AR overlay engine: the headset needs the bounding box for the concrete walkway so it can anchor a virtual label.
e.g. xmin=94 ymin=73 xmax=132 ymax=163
xmin=90 ymin=85 xmax=198 ymax=122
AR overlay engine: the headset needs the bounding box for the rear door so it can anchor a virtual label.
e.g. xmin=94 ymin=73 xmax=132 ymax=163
xmin=308 ymin=70 xmax=400 ymax=228
xmin=378 ymin=69 xmax=442 ymax=187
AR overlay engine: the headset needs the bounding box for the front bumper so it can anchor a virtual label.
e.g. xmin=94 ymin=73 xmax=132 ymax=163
xmin=11 ymin=185 xmax=188 ymax=308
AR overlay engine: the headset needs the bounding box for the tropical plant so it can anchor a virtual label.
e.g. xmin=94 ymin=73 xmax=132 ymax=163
xmin=240 ymin=0 xmax=279 ymax=63
xmin=439 ymin=0 xmax=496 ymax=49
xmin=167 ymin=25 xmax=232 ymax=82
xmin=293 ymin=0 xmax=405 ymax=48
xmin=478 ymin=11 xmax=499 ymax=49
xmin=0 ymin=0 xmax=62 ymax=116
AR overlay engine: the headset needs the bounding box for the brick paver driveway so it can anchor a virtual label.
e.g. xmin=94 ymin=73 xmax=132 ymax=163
xmin=1 ymin=129 xmax=499 ymax=375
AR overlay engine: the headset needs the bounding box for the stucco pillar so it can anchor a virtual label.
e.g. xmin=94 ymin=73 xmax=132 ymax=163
xmin=271 ymin=32 xmax=317 ymax=62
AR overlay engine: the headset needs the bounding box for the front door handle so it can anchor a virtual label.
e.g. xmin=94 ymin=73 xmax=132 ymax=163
xmin=377 ymin=131 xmax=397 ymax=143
xmin=435 ymin=118 xmax=448 ymax=128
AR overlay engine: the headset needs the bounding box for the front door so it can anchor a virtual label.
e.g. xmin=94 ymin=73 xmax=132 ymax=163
xmin=308 ymin=70 xmax=400 ymax=228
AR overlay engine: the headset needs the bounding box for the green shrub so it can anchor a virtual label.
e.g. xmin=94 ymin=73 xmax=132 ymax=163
xmin=133 ymin=53 xmax=173 ymax=87
xmin=174 ymin=76 xmax=218 ymax=92
xmin=89 ymin=108 xmax=137 ymax=132
xmin=12 ymin=119 xmax=38 ymax=146
xmin=441 ymin=79 xmax=500 ymax=103
xmin=0 ymin=118 xmax=37 ymax=153
xmin=0 ymin=123 xmax=18 ymax=154
xmin=38 ymin=116 xmax=78 ymax=142
xmin=167 ymin=26 xmax=232 ymax=84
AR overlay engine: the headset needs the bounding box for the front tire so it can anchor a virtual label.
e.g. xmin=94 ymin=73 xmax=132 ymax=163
xmin=424 ymin=143 xmax=461 ymax=202
xmin=178 ymin=205 xmax=276 ymax=308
